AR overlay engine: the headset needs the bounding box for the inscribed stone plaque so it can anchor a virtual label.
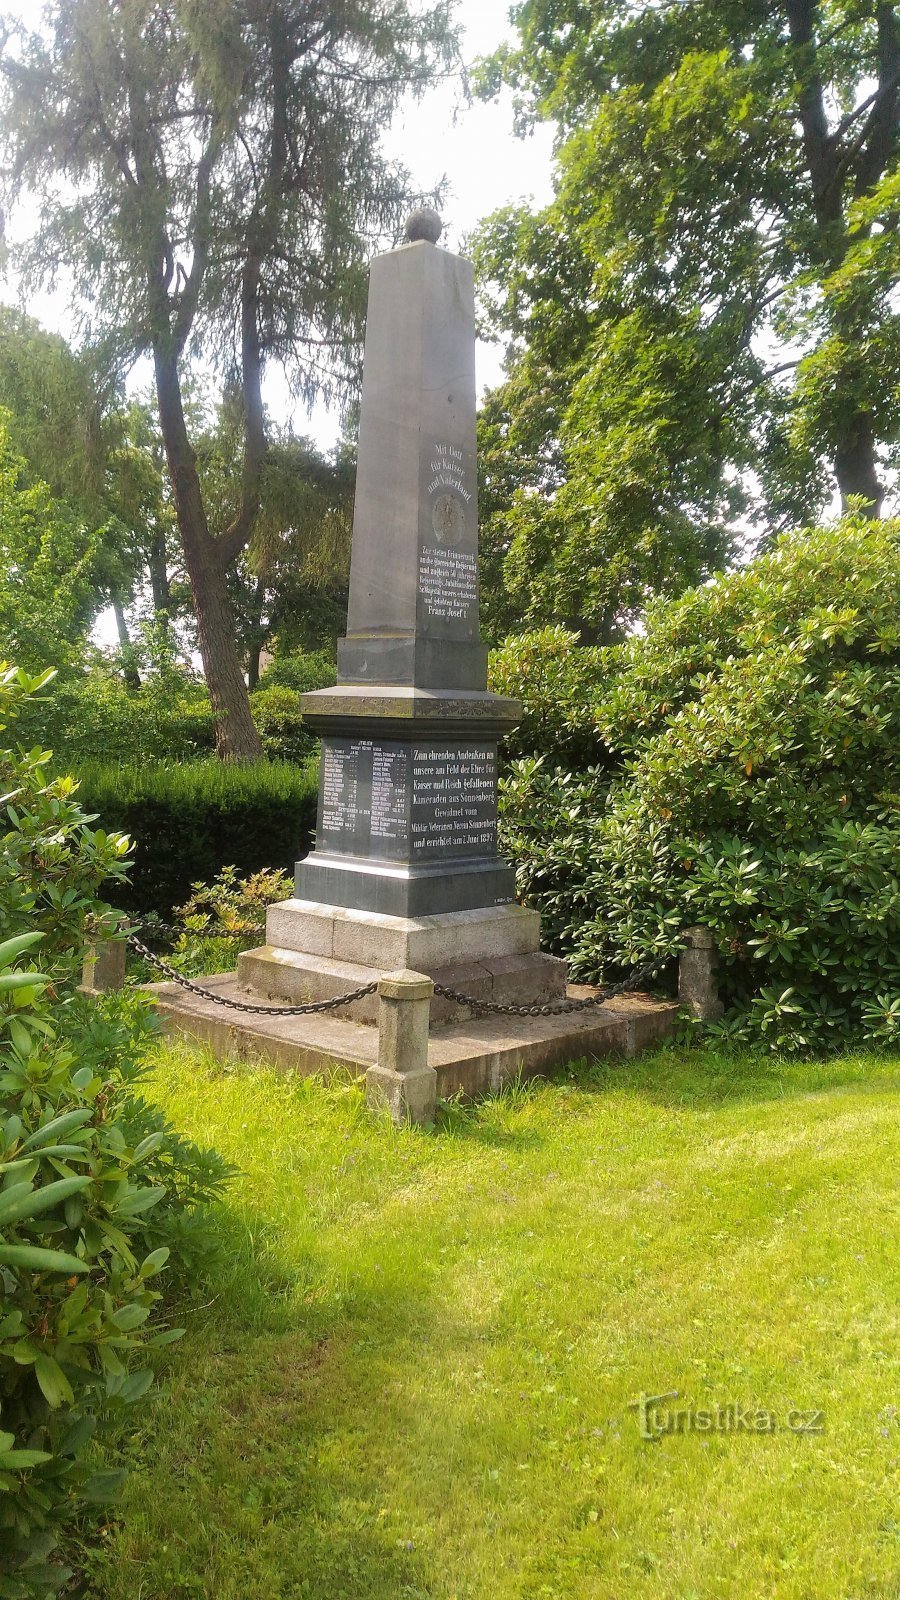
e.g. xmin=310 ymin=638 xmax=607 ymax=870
xmin=410 ymin=744 xmax=497 ymax=859
xmin=317 ymin=737 xmax=498 ymax=863
xmin=319 ymin=739 xmax=409 ymax=862
xmin=417 ymin=439 xmax=479 ymax=639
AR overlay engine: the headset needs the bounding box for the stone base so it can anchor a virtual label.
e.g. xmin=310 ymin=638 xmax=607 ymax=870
xmin=296 ymin=852 xmax=517 ymax=918
xmin=236 ymin=944 xmax=567 ymax=1024
xmin=245 ymin=898 xmax=565 ymax=1022
xmin=266 ymin=898 xmax=543 ymax=969
xmin=150 ymin=975 xmax=679 ymax=1100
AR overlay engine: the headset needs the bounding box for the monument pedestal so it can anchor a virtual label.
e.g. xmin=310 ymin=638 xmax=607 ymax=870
xmin=235 ymin=897 xmax=568 ymax=1023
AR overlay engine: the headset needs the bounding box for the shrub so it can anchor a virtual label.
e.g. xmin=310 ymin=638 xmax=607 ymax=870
xmin=488 ymin=626 xmax=611 ymax=767
xmin=248 ymin=685 xmax=314 ymax=763
xmin=499 ymin=515 xmax=900 ymax=1052
xmin=75 ymin=758 xmax=319 ymax=917
xmin=160 ymin=865 xmax=295 ymax=977
xmin=9 ymin=666 xmax=217 ymax=766
xmin=0 ymin=665 xmax=229 ymax=1595
xmin=257 ymin=648 xmax=335 ymax=694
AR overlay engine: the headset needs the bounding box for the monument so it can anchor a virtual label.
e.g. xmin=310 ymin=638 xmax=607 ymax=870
xmin=238 ymin=209 xmax=568 ymax=1010
xmin=153 ymin=213 xmax=678 ymax=1106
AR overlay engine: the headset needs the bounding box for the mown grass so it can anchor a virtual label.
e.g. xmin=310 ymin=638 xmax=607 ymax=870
xmin=82 ymin=1043 xmax=899 ymax=1600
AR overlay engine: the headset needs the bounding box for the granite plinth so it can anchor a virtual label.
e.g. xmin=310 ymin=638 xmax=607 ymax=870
xmin=296 ymin=689 xmax=520 ymax=917
xmin=299 ymin=685 xmax=521 ymax=740
xmin=266 ymin=899 xmax=542 ymax=969
xmin=151 ymin=977 xmax=679 ymax=1100
xmin=236 ymin=944 xmax=567 ymax=1024
xmin=337 ymin=637 xmax=489 ymax=691
xmin=296 ymin=853 xmax=516 ymax=918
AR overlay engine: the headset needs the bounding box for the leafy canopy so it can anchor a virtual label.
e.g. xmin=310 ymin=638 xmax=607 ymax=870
xmin=475 ymin=1 xmax=900 ymax=640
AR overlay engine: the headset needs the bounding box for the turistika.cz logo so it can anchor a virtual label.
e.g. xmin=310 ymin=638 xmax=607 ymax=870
xmin=631 ymin=1391 xmax=825 ymax=1441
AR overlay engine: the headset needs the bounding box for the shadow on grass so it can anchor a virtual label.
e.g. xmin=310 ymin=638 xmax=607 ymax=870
xmin=543 ymin=1043 xmax=900 ymax=1110
xmin=431 ymin=1045 xmax=900 ymax=1143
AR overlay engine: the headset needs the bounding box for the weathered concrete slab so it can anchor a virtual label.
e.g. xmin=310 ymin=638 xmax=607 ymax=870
xmin=266 ymin=898 xmax=542 ymax=971
xmin=150 ymin=977 xmax=678 ymax=1101
xmin=236 ymin=943 xmax=567 ymax=1024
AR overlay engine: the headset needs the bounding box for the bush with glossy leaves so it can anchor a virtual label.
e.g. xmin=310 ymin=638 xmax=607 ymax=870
xmin=0 ymin=666 xmax=229 ymax=1597
xmin=499 ymin=515 xmax=900 ymax=1052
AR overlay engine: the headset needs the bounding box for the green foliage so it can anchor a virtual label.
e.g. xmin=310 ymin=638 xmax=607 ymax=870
xmin=499 ymin=515 xmax=900 ymax=1052
xmin=247 ymin=687 xmax=313 ymax=764
xmin=474 ymin=2 xmax=900 ymax=637
xmin=0 ymin=417 xmax=107 ymax=672
xmin=0 ymin=666 xmax=229 ymax=1596
xmin=11 ymin=648 xmax=335 ymax=767
xmin=147 ymin=865 xmax=296 ymax=979
xmin=75 ymin=759 xmax=318 ymax=917
xmin=257 ymin=650 xmax=336 ymax=695
xmin=10 ymin=668 xmax=216 ymax=768
xmin=489 ymin=626 xmax=609 ymax=768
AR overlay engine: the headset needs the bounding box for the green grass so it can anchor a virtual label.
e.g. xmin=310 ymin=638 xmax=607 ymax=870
xmin=83 ymin=1043 xmax=899 ymax=1600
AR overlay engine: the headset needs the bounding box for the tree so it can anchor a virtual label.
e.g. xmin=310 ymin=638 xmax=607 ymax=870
xmin=0 ymin=308 xmax=186 ymax=683
xmin=474 ymin=1 xmax=900 ymax=640
xmin=0 ymin=410 xmax=105 ymax=669
xmin=1 ymin=0 xmax=457 ymax=758
xmin=192 ymin=394 xmax=355 ymax=686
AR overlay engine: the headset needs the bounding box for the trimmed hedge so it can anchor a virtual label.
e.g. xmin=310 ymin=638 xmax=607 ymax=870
xmin=75 ymin=759 xmax=319 ymax=916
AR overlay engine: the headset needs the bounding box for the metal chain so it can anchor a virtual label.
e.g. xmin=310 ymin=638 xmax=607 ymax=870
xmin=127 ymin=933 xmax=378 ymax=1016
xmin=128 ymin=933 xmax=676 ymax=1023
xmin=433 ymin=950 xmax=677 ymax=1019
xmin=133 ymin=918 xmax=266 ymax=942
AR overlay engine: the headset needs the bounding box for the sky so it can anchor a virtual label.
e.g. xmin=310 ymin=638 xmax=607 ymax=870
xmin=1 ymin=0 xmax=558 ymax=449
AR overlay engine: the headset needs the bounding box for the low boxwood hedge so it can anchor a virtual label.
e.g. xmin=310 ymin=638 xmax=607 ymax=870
xmin=75 ymin=759 xmax=319 ymax=917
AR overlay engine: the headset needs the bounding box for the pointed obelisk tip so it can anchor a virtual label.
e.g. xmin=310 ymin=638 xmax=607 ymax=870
xmin=404 ymin=207 xmax=442 ymax=245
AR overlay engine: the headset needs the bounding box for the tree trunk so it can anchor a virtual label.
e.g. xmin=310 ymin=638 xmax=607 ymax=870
xmin=154 ymin=346 xmax=263 ymax=761
xmin=786 ymin=0 xmax=887 ymax=518
xmin=834 ymin=415 xmax=884 ymax=516
xmin=148 ymin=528 xmax=172 ymax=619
xmin=113 ymin=597 xmax=141 ymax=689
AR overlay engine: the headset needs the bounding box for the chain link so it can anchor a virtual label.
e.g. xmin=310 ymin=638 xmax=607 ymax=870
xmin=128 ymin=933 xmax=677 ymax=1023
xmin=133 ymin=918 xmax=266 ymax=943
xmin=433 ymin=950 xmax=676 ymax=1019
xmin=128 ymin=934 xmax=378 ymax=1016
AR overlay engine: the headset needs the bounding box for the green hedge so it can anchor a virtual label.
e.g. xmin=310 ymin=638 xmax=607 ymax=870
xmin=75 ymin=759 xmax=319 ymax=917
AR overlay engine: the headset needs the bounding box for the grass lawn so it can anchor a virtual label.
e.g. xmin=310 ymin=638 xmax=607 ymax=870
xmin=82 ymin=1042 xmax=899 ymax=1600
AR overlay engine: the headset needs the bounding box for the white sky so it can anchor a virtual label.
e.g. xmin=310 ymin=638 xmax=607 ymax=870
xmin=1 ymin=0 xmax=557 ymax=449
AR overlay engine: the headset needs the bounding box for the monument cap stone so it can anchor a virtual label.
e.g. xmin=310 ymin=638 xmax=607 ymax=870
xmin=404 ymin=207 xmax=442 ymax=245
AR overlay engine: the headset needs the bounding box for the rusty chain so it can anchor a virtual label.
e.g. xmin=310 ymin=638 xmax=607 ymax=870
xmin=127 ymin=933 xmax=378 ymax=1017
xmin=433 ymin=950 xmax=676 ymax=1019
xmin=128 ymin=931 xmax=675 ymax=1022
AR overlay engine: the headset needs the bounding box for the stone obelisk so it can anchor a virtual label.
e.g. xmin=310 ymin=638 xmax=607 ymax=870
xmin=241 ymin=212 xmax=565 ymax=1009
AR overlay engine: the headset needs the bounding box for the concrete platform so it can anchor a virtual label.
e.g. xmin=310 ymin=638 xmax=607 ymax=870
xmin=236 ymin=944 xmax=567 ymax=1024
xmin=150 ymin=975 xmax=679 ymax=1100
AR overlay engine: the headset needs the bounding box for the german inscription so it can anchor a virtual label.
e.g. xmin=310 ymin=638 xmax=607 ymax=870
xmin=317 ymin=738 xmax=498 ymax=861
xmin=419 ymin=439 xmax=478 ymax=633
xmin=411 ymin=744 xmax=497 ymax=858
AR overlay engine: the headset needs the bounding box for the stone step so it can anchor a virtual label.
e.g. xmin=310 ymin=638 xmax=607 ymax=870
xmin=236 ymin=944 xmax=567 ymax=1024
xmin=149 ymin=974 xmax=678 ymax=1101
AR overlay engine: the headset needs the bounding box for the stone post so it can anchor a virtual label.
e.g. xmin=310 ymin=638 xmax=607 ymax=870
xmin=366 ymin=969 xmax=437 ymax=1126
xmin=80 ymin=915 xmax=128 ymax=996
xmin=678 ymin=927 xmax=724 ymax=1020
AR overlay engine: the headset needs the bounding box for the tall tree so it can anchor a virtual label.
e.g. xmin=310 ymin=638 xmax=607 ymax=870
xmin=1 ymin=0 xmax=457 ymax=758
xmin=474 ymin=1 xmax=900 ymax=641
xmin=0 ymin=409 xmax=105 ymax=669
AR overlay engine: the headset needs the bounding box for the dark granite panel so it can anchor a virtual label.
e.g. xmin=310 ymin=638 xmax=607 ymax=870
xmin=295 ymin=852 xmax=516 ymax=918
